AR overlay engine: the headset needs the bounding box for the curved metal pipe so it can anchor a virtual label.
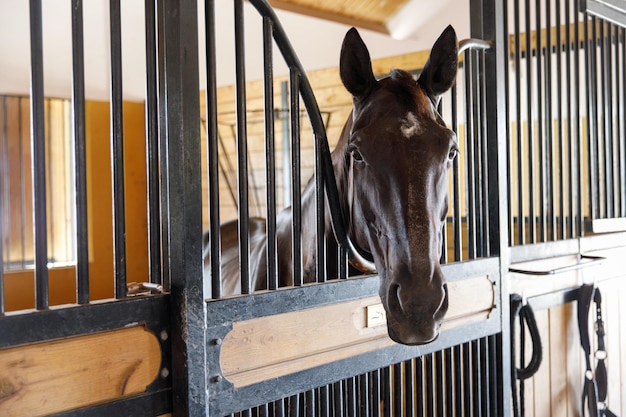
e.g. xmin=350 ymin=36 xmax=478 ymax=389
xmin=458 ymin=38 xmax=492 ymax=55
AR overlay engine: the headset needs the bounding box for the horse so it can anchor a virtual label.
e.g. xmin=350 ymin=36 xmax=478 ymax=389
xmin=204 ymin=25 xmax=459 ymax=346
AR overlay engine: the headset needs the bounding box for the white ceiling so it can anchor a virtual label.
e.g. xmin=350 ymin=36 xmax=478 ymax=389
xmin=0 ymin=0 xmax=469 ymax=102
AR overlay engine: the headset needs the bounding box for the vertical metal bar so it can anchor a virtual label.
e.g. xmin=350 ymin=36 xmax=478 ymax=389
xmin=347 ymin=377 xmax=357 ymax=417
xmin=281 ymin=82 xmax=291 ymax=208
xmin=305 ymin=389 xmax=315 ymax=416
xmin=383 ymin=366 xmax=392 ymax=417
xmin=145 ymin=0 xmax=161 ymax=286
xmin=621 ymin=28 xmax=626 ymax=217
xmin=565 ymin=0 xmax=575 ymax=239
xmin=319 ymin=385 xmax=330 ymax=417
xmin=479 ymin=51 xmax=491 ymax=256
xmin=536 ymin=0 xmax=546 ymax=243
xmin=109 ymin=0 xmax=127 ymax=298
xmin=514 ymin=0 xmax=525 ymax=246
xmin=435 ymin=351 xmax=444 ymax=417
xmin=405 ymin=360 xmax=415 ymax=417
xmin=315 ymin=118 xmax=325 ymax=283
xmin=450 ymin=85 xmax=462 ymax=262
xmin=358 ymin=374 xmax=369 ymax=417
xmin=423 ymin=355 xmax=432 ymax=417
xmin=157 ymin=0 xmax=170 ymax=291
xmin=588 ymin=17 xmax=599 ymax=221
xmin=71 ymin=0 xmax=89 ymax=304
xmin=525 ymin=0 xmax=537 ymax=243
xmin=333 ymin=381 xmax=344 ymax=417
xmin=454 ymin=344 xmax=463 ymax=415
xmin=545 ymin=0 xmax=556 ymax=242
xmin=160 ymin=0 xmax=205 ymax=413
xmin=393 ymin=363 xmax=403 ymax=417
xmin=234 ymin=0 xmax=250 ymax=293
xmin=30 ymin=0 xmax=48 ymax=310
xmin=45 ymin=102 xmax=54 ymax=262
xmin=206 ymin=0 xmax=221 ymax=298
xmin=617 ymin=27 xmax=625 ymax=218
xmin=601 ymin=22 xmax=612 ymax=218
xmin=262 ymin=16 xmax=278 ymax=290
xmin=555 ymin=0 xmax=565 ymax=240
xmin=19 ymin=99 xmax=26 ymax=271
xmin=370 ymin=370 xmax=381 ymax=417
xmin=444 ymin=349 xmax=454 ymax=416
xmin=464 ymin=52 xmax=477 ymax=259
xmin=606 ymin=23 xmax=615 ymax=218
xmin=575 ymin=0 xmax=584 ymax=236
xmin=290 ymin=69 xmax=302 ymax=286
xmin=547 ymin=0 xmax=558 ymax=241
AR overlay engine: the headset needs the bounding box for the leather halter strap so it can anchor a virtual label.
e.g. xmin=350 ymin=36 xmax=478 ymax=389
xmin=510 ymin=294 xmax=543 ymax=417
xmin=578 ymin=284 xmax=618 ymax=417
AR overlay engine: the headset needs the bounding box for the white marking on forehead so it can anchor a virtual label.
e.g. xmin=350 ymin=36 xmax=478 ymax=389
xmin=400 ymin=112 xmax=423 ymax=139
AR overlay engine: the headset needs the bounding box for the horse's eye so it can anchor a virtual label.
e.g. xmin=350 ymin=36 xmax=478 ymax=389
xmin=448 ymin=148 xmax=458 ymax=161
xmin=351 ymin=149 xmax=364 ymax=163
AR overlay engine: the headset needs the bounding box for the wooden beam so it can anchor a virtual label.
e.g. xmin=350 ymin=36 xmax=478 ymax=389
xmin=220 ymin=275 xmax=494 ymax=387
xmin=0 ymin=326 xmax=162 ymax=417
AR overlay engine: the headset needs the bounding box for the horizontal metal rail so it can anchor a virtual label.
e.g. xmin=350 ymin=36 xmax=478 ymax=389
xmin=509 ymin=254 xmax=605 ymax=275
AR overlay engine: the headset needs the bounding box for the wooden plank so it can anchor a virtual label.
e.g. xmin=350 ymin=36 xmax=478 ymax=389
xmin=0 ymin=326 xmax=162 ymax=417
xmin=531 ymin=308 xmax=550 ymax=416
xmin=220 ymin=275 xmax=494 ymax=387
xmin=548 ymin=305 xmax=568 ymax=417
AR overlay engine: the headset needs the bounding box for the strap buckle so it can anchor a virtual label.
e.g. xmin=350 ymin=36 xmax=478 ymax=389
xmin=595 ymin=349 xmax=607 ymax=361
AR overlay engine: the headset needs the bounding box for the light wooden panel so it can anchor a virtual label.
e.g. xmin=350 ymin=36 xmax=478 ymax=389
xmin=220 ymin=275 xmax=494 ymax=387
xmin=0 ymin=326 xmax=162 ymax=417
xmin=269 ymin=0 xmax=410 ymax=34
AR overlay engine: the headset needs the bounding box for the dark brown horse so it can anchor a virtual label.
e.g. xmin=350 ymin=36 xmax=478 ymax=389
xmin=204 ymin=26 xmax=459 ymax=345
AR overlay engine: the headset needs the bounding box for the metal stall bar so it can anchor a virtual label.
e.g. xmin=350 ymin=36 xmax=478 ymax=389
xmin=478 ymin=50 xmax=490 ymax=257
xmin=145 ymin=0 xmax=161 ymax=285
xmin=160 ymin=0 xmax=205 ymax=413
xmin=464 ymin=52 xmax=477 ymax=259
xmin=205 ymin=0 xmax=221 ymax=299
xmin=290 ymin=68 xmax=302 ymax=286
xmin=544 ymin=0 xmax=556 ymax=242
xmin=471 ymin=0 xmax=509 ymax=411
xmin=262 ymin=16 xmax=278 ymax=290
xmin=535 ymin=0 xmax=547 ymax=243
xmin=71 ymin=0 xmax=89 ymax=304
xmin=525 ymin=0 xmax=537 ymax=244
xmin=450 ymin=84 xmax=463 ymax=262
xmin=574 ymin=0 xmax=584 ymax=237
xmin=586 ymin=16 xmax=599 ymax=221
xmin=29 ymin=0 xmax=48 ymax=310
xmin=513 ymin=0 xmax=525 ymax=246
xmin=109 ymin=0 xmax=127 ymax=298
xmin=615 ymin=27 xmax=626 ymax=217
xmin=555 ymin=0 xmax=565 ymax=240
xmin=565 ymin=0 xmax=575 ymax=240
xmin=234 ymin=0 xmax=251 ymax=294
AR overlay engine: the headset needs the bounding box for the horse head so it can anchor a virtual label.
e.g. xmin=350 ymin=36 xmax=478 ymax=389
xmin=336 ymin=26 xmax=459 ymax=345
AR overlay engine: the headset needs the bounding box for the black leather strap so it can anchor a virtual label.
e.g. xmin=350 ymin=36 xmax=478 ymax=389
xmin=510 ymin=294 xmax=543 ymax=417
xmin=578 ymin=284 xmax=618 ymax=417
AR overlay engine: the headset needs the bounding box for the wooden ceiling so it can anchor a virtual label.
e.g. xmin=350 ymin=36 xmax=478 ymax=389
xmin=269 ymin=0 xmax=411 ymax=34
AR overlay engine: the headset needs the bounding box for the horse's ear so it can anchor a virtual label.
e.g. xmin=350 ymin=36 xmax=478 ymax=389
xmin=417 ymin=25 xmax=458 ymax=102
xmin=340 ymin=28 xmax=377 ymax=100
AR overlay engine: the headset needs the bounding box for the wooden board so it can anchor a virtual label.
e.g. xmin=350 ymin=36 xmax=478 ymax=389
xmin=0 ymin=326 xmax=162 ymax=417
xmin=220 ymin=275 xmax=494 ymax=387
